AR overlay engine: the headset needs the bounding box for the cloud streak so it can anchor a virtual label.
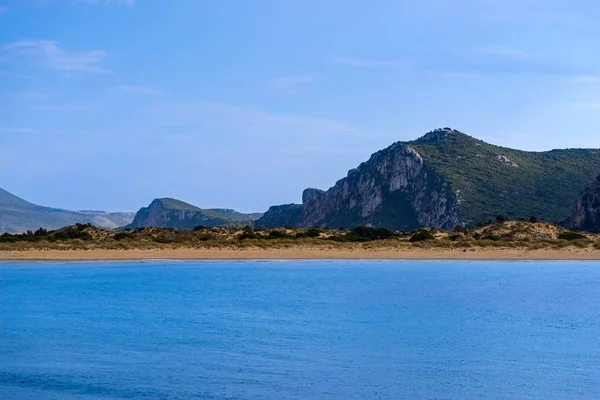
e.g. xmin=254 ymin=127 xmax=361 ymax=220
xmin=331 ymin=45 xmax=596 ymax=78
xmin=32 ymin=104 xmax=97 ymax=111
xmin=574 ymin=102 xmax=600 ymax=110
xmin=331 ymin=56 xmax=412 ymax=68
xmin=153 ymin=101 xmax=404 ymax=140
xmin=270 ymin=75 xmax=320 ymax=90
xmin=0 ymin=40 xmax=107 ymax=73
xmin=573 ymin=76 xmax=600 ymax=83
xmin=75 ymin=0 xmax=135 ymax=6
xmin=117 ymin=85 xmax=171 ymax=96
xmin=474 ymin=45 xmax=545 ymax=59
xmin=15 ymin=91 xmax=52 ymax=100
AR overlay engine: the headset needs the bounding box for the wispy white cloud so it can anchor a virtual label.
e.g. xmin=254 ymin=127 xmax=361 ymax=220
xmin=270 ymin=75 xmax=320 ymax=90
xmin=33 ymin=0 xmax=133 ymax=5
xmin=0 ymin=40 xmax=107 ymax=73
xmin=0 ymin=127 xmax=37 ymax=134
xmin=77 ymin=0 xmax=135 ymax=7
xmin=73 ymin=0 xmax=135 ymax=6
xmin=32 ymin=104 xmax=97 ymax=111
xmin=330 ymin=56 xmax=412 ymax=68
xmin=474 ymin=45 xmax=545 ymax=59
xmin=573 ymin=76 xmax=600 ymax=83
xmin=15 ymin=91 xmax=52 ymax=101
xmin=116 ymin=85 xmax=171 ymax=96
xmin=153 ymin=101 xmax=403 ymax=140
xmin=574 ymin=102 xmax=600 ymax=110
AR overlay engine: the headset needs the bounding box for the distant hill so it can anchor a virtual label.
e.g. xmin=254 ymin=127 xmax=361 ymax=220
xmin=255 ymin=128 xmax=600 ymax=230
xmin=569 ymin=175 xmax=600 ymax=232
xmin=126 ymin=198 xmax=263 ymax=229
xmin=0 ymin=188 xmax=134 ymax=234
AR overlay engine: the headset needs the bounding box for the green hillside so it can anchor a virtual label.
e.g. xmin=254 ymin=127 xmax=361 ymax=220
xmin=407 ymin=129 xmax=600 ymax=224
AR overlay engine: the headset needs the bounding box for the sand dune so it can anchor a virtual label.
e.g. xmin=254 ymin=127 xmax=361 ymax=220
xmin=2 ymin=247 xmax=600 ymax=261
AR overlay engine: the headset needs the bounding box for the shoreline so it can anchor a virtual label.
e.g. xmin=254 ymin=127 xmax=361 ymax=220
xmin=2 ymin=247 xmax=600 ymax=262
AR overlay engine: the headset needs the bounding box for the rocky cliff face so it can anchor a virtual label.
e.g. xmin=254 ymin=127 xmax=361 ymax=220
xmin=253 ymin=204 xmax=303 ymax=228
xmin=569 ymin=176 xmax=600 ymax=232
xmin=297 ymin=143 xmax=461 ymax=230
xmin=128 ymin=198 xmax=261 ymax=229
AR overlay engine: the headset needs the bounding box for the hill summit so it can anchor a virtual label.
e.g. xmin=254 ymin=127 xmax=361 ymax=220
xmin=127 ymin=198 xmax=263 ymax=229
xmin=255 ymin=128 xmax=600 ymax=230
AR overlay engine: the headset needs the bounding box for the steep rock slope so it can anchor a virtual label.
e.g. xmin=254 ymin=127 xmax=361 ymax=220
xmin=569 ymin=176 xmax=600 ymax=232
xmin=253 ymin=204 xmax=303 ymax=228
xmin=298 ymin=143 xmax=460 ymax=230
xmin=127 ymin=198 xmax=262 ymax=229
xmin=257 ymin=128 xmax=600 ymax=230
xmin=0 ymin=188 xmax=134 ymax=233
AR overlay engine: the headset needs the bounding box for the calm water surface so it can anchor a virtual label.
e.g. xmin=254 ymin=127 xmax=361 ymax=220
xmin=1 ymin=260 xmax=599 ymax=399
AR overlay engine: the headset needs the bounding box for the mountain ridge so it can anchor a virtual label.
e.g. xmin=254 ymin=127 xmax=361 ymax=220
xmin=255 ymin=128 xmax=600 ymax=230
xmin=0 ymin=187 xmax=135 ymax=233
xmin=126 ymin=198 xmax=263 ymax=229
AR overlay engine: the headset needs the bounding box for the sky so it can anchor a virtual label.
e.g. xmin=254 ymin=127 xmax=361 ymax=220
xmin=1 ymin=0 xmax=600 ymax=213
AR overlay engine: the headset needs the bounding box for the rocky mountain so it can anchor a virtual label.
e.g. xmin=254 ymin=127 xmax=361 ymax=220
xmin=253 ymin=204 xmax=303 ymax=228
xmin=255 ymin=128 xmax=600 ymax=230
xmin=0 ymin=187 xmax=135 ymax=234
xmin=569 ymin=175 xmax=600 ymax=232
xmin=127 ymin=198 xmax=263 ymax=229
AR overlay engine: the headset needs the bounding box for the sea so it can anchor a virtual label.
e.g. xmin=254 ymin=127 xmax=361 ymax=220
xmin=1 ymin=260 xmax=599 ymax=400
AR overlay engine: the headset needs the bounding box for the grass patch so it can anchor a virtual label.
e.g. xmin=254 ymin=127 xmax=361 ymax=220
xmin=409 ymin=230 xmax=435 ymax=243
xmin=558 ymin=231 xmax=587 ymax=241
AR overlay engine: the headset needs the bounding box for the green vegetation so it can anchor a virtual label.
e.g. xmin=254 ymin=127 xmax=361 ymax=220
xmin=113 ymin=232 xmax=132 ymax=241
xmin=331 ymin=226 xmax=397 ymax=242
xmin=1 ymin=220 xmax=600 ymax=253
xmin=295 ymin=228 xmax=322 ymax=239
xmin=557 ymin=231 xmax=588 ymax=241
xmin=408 ymin=129 xmax=600 ymax=225
xmin=409 ymin=230 xmax=435 ymax=242
xmin=0 ymin=223 xmax=93 ymax=243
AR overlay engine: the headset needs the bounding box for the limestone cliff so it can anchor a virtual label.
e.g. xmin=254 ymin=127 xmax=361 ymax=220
xmin=569 ymin=176 xmax=600 ymax=232
xmin=297 ymin=143 xmax=460 ymax=230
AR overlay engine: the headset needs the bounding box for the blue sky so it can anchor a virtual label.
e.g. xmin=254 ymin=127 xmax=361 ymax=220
xmin=1 ymin=0 xmax=600 ymax=212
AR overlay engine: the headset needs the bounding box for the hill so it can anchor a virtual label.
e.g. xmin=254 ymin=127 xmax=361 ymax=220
xmin=255 ymin=128 xmax=600 ymax=230
xmin=0 ymin=187 xmax=134 ymax=233
xmin=126 ymin=198 xmax=263 ymax=229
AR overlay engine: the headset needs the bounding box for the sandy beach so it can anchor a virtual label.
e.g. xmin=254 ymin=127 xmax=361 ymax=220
xmin=2 ymin=247 xmax=600 ymax=261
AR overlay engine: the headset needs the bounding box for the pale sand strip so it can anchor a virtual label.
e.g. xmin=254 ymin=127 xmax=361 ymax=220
xmin=2 ymin=247 xmax=600 ymax=261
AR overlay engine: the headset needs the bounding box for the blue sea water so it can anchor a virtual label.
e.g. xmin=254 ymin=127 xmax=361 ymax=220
xmin=1 ymin=261 xmax=600 ymax=400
